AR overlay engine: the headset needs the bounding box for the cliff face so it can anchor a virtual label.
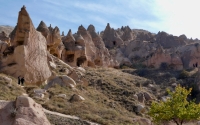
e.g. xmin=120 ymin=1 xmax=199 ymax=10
xmin=60 ymin=25 xmax=118 ymax=68
xmin=99 ymin=24 xmax=200 ymax=70
xmin=37 ymin=21 xmax=63 ymax=58
xmin=0 ymin=6 xmax=51 ymax=86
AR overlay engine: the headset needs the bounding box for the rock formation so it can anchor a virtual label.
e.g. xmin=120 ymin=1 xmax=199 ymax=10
xmin=177 ymin=43 xmax=200 ymax=69
xmin=0 ymin=25 xmax=14 ymax=36
xmin=156 ymin=31 xmax=186 ymax=49
xmin=121 ymin=26 xmax=134 ymax=41
xmin=37 ymin=21 xmax=63 ymax=58
xmin=87 ymin=24 xmax=118 ymax=67
xmin=0 ymin=31 xmax=10 ymax=45
xmin=61 ymin=24 xmax=119 ymax=68
xmin=0 ymin=40 xmax=9 ymax=58
xmin=102 ymin=23 xmax=124 ymax=49
xmin=0 ymin=95 xmax=51 ymax=125
xmin=61 ymin=29 xmax=87 ymax=67
xmin=3 ymin=7 xmax=200 ymax=70
xmin=77 ymin=25 xmax=97 ymax=67
xmin=144 ymin=44 xmax=171 ymax=68
xmin=0 ymin=6 xmax=51 ymax=86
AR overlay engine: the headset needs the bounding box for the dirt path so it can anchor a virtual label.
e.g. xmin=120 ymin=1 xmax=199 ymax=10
xmin=43 ymin=108 xmax=79 ymax=119
xmin=43 ymin=108 xmax=100 ymax=125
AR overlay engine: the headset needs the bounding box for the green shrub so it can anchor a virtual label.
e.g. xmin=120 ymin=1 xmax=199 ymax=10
xmin=149 ymin=85 xmax=200 ymax=125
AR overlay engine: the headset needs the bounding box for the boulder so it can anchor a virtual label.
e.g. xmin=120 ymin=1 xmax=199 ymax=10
xmin=57 ymin=94 xmax=66 ymax=99
xmin=171 ymin=83 xmax=177 ymax=88
xmin=0 ymin=95 xmax=51 ymax=125
xmin=69 ymin=94 xmax=85 ymax=102
xmin=0 ymin=75 xmax=12 ymax=84
xmin=135 ymin=104 xmax=145 ymax=114
xmin=143 ymin=92 xmax=153 ymax=101
xmin=34 ymin=93 xmax=44 ymax=99
xmin=75 ymin=67 xmax=86 ymax=75
xmin=45 ymin=75 xmax=76 ymax=89
xmin=33 ymin=89 xmax=46 ymax=94
xmin=133 ymin=94 xmax=138 ymax=100
xmin=67 ymin=70 xmax=80 ymax=81
xmin=136 ymin=93 xmax=145 ymax=103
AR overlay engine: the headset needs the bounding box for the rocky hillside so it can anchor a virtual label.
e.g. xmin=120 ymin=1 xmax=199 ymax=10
xmin=0 ymin=25 xmax=14 ymax=35
xmin=1 ymin=5 xmax=200 ymax=125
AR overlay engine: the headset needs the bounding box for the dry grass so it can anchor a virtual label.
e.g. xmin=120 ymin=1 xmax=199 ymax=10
xmin=46 ymin=113 xmax=91 ymax=125
xmin=0 ymin=73 xmax=25 ymax=100
xmin=25 ymin=67 xmax=152 ymax=125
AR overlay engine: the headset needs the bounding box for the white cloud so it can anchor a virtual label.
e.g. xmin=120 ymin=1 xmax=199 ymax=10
xmin=154 ymin=0 xmax=200 ymax=38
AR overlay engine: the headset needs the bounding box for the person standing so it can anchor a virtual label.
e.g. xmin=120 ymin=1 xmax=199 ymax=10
xmin=18 ymin=76 xmax=21 ymax=85
xmin=21 ymin=77 xmax=25 ymax=86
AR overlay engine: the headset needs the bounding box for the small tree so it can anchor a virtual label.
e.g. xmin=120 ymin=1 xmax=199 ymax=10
xmin=149 ymin=85 xmax=200 ymax=125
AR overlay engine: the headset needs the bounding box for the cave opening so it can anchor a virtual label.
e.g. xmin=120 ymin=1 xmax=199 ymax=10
xmin=113 ymin=41 xmax=116 ymax=46
xmin=66 ymin=54 xmax=74 ymax=62
xmin=77 ymin=56 xmax=86 ymax=67
xmin=16 ymin=41 xmax=24 ymax=45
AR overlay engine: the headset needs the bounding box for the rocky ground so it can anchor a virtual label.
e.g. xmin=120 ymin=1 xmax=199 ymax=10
xmin=1 ymin=64 xmax=200 ymax=125
xmin=0 ymin=25 xmax=14 ymax=35
xmin=1 ymin=6 xmax=200 ymax=125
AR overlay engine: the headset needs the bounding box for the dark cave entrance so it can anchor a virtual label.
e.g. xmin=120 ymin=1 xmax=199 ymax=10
xmin=77 ymin=56 xmax=86 ymax=67
xmin=113 ymin=41 xmax=116 ymax=46
xmin=66 ymin=54 xmax=74 ymax=62
xmin=16 ymin=41 xmax=24 ymax=45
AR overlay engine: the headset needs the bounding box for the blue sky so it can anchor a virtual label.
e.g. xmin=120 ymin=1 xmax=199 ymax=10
xmin=0 ymin=0 xmax=199 ymax=39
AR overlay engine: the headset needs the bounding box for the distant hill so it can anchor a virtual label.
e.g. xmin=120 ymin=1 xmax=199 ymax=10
xmin=0 ymin=25 xmax=14 ymax=35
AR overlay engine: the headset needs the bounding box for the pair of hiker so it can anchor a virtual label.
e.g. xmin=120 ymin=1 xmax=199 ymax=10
xmin=18 ymin=76 xmax=24 ymax=86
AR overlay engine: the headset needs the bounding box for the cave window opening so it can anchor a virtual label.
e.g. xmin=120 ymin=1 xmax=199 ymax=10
xmin=66 ymin=54 xmax=74 ymax=62
xmin=53 ymin=53 xmax=58 ymax=57
xmin=77 ymin=56 xmax=86 ymax=67
xmin=113 ymin=41 xmax=116 ymax=46
xmin=17 ymin=41 xmax=24 ymax=45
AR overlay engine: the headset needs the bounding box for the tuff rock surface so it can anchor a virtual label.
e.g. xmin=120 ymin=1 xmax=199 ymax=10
xmin=0 ymin=6 xmax=51 ymax=86
xmin=37 ymin=21 xmax=64 ymax=58
xmin=0 ymin=96 xmax=51 ymax=125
